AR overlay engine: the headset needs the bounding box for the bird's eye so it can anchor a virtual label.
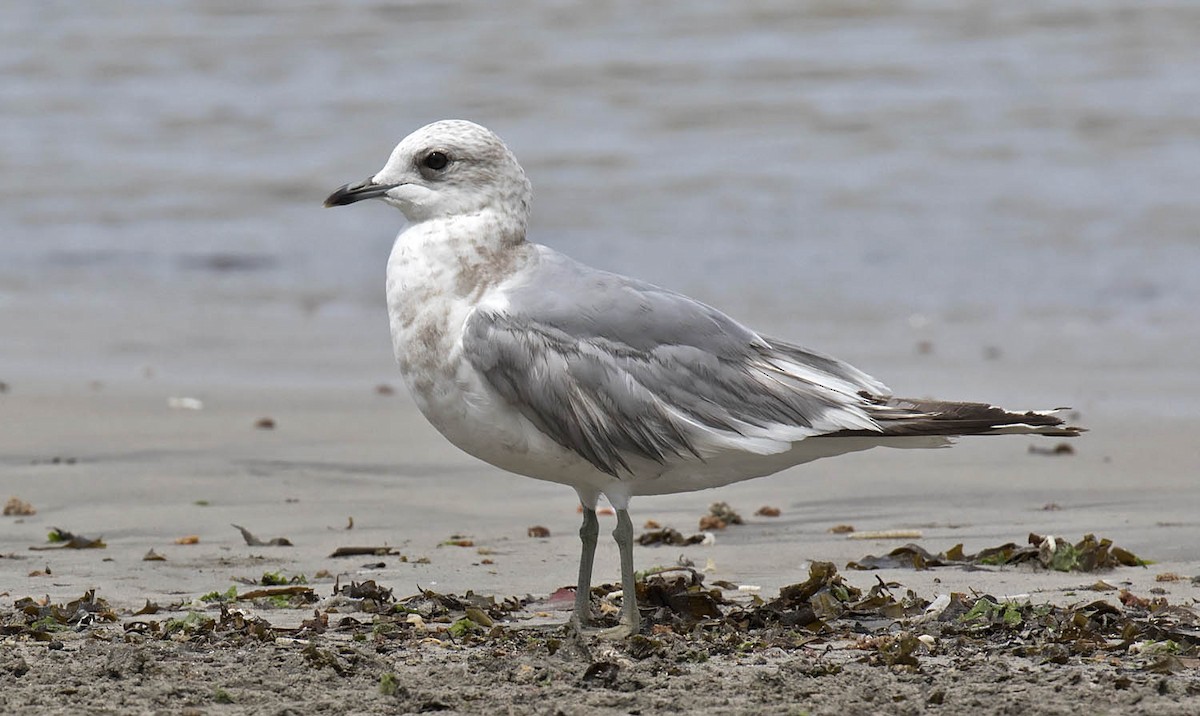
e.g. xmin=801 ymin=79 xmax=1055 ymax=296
xmin=422 ymin=151 xmax=449 ymax=171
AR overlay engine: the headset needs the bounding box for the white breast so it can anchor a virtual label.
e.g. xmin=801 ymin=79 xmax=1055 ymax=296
xmin=384 ymin=220 xmax=607 ymax=494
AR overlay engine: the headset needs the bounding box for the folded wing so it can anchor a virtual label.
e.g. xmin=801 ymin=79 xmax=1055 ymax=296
xmin=462 ymin=252 xmax=890 ymax=477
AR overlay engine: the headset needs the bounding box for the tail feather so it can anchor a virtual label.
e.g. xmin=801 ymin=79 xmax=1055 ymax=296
xmin=830 ymin=394 xmax=1084 ymax=438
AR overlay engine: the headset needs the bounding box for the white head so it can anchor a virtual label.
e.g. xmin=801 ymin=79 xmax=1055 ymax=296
xmin=324 ymin=120 xmax=532 ymax=229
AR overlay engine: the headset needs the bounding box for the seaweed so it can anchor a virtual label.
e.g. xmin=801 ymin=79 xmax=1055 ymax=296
xmin=31 ymin=528 xmax=105 ymax=550
xmin=2 ymin=534 xmax=1191 ymax=681
xmin=3 ymin=590 xmax=118 ymax=640
xmin=636 ymin=528 xmax=707 ymax=546
xmin=847 ymin=533 xmax=1149 ymax=572
xmin=231 ymin=524 xmax=293 ymax=547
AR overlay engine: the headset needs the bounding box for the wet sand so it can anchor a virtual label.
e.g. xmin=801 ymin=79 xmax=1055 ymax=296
xmin=3 ymin=380 xmax=1199 ymax=608
xmin=4 ymin=1 xmax=1200 ymax=710
xmin=3 ymin=352 xmax=1198 ymax=713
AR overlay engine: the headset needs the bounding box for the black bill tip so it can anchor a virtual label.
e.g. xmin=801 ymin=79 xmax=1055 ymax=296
xmin=323 ymin=178 xmax=397 ymax=207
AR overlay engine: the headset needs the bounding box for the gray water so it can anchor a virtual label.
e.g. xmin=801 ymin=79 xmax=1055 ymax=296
xmin=3 ymin=1 xmax=1199 ymax=392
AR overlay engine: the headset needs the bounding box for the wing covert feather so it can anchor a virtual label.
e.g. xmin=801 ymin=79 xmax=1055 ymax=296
xmin=462 ymin=253 xmax=886 ymax=476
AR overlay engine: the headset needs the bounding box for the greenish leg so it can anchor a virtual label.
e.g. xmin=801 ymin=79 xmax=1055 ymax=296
xmin=604 ymin=508 xmax=640 ymax=637
xmin=571 ymin=507 xmax=599 ymax=629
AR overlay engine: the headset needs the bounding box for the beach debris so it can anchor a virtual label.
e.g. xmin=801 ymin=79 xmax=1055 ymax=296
xmin=167 ymin=396 xmax=204 ymax=410
xmin=200 ymin=586 xmax=239 ymax=603
xmin=238 ymin=585 xmax=317 ymax=606
xmin=1042 ymin=503 xmax=1063 ymax=511
xmin=857 ymin=632 xmax=925 ymax=668
xmin=375 ymin=383 xmax=396 ymax=396
xmin=142 ymin=549 xmax=166 ymax=561
xmin=1036 ymin=533 xmax=1146 ymax=571
xmin=379 ymin=672 xmax=400 ymax=696
xmin=1155 ymin=572 xmax=1183 ymax=582
xmin=543 ymin=587 xmax=576 ymax=609
xmin=3 ymin=497 xmax=35 ymax=516
xmin=175 ymin=535 xmax=200 ymax=545
xmin=3 ymin=560 xmax=1196 ymax=680
xmin=258 ymin=571 xmax=307 ymax=586
xmin=231 ymin=524 xmax=293 ymax=547
xmin=198 ymin=583 xmax=316 ymax=608
xmin=580 ymin=661 xmax=621 ymax=688
xmin=254 ymin=417 xmax=275 ymax=430
xmin=328 ymin=545 xmax=402 ymax=558
xmin=847 ymin=529 xmax=924 ymax=540
xmin=754 ymin=505 xmax=781 ymax=517
xmin=921 ymin=593 xmax=953 ymax=621
xmin=217 ymin=607 xmax=276 ymax=641
xmin=124 ymin=606 xmax=275 ymax=643
xmin=30 ymin=528 xmax=105 ymax=550
xmin=637 ymin=527 xmax=706 ymax=546
xmin=464 ymin=607 xmax=494 ymax=627
xmin=828 ymin=524 xmax=855 ymax=534
xmin=212 ymin=688 xmax=234 ymax=704
xmin=578 ymin=505 xmax=615 ymax=515
xmin=441 ymin=535 xmax=475 ymax=547
xmin=643 ymin=519 xmax=660 ymax=529
xmin=385 ymin=587 xmax=527 ymax=636
xmin=846 ymin=533 xmax=1148 ymax=572
xmin=7 ymin=590 xmax=118 ymax=639
xmin=629 ymin=569 xmax=727 ymax=621
xmin=527 ymin=525 xmax=550 ymax=538
xmin=332 ymin=579 xmax=395 ymax=613
xmin=699 ymin=502 xmax=744 ymax=531
xmin=1029 ymin=442 xmax=1075 ymax=456
xmin=161 ymin=611 xmax=217 ymax=639
xmin=346 ymin=516 xmax=354 ymax=530
xmin=133 ymin=600 xmax=160 ymax=615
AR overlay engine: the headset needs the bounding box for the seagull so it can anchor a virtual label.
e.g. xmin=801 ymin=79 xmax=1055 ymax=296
xmin=324 ymin=119 xmax=1081 ymax=637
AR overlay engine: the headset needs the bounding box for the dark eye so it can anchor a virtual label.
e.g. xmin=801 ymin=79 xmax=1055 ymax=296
xmin=422 ymin=151 xmax=449 ymax=171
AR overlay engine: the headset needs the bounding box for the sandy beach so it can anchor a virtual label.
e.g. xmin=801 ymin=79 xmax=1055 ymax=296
xmin=4 ymin=1 xmax=1200 ymax=712
xmin=3 ymin=313 xmax=1199 ymax=713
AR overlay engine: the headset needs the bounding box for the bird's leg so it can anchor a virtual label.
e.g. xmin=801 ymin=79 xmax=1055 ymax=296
xmin=599 ymin=508 xmax=639 ymax=639
xmin=571 ymin=507 xmax=599 ymax=630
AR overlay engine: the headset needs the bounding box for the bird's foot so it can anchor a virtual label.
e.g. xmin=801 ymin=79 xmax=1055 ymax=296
xmin=595 ymin=621 xmax=637 ymax=640
xmin=562 ymin=615 xmax=595 ymax=659
xmin=597 ymin=604 xmax=640 ymax=640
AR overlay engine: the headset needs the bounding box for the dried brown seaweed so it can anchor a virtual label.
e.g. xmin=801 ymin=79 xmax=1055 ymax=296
xmin=847 ymin=533 xmax=1149 ymax=572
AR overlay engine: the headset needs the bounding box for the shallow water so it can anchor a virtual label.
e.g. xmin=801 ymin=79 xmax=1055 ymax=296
xmin=3 ymin=1 xmax=1198 ymax=396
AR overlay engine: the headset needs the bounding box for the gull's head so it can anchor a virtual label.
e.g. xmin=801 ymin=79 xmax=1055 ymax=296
xmin=324 ymin=120 xmax=532 ymax=226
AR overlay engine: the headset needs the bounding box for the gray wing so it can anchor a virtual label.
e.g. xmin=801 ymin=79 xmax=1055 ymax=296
xmin=463 ymin=250 xmax=889 ymax=477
